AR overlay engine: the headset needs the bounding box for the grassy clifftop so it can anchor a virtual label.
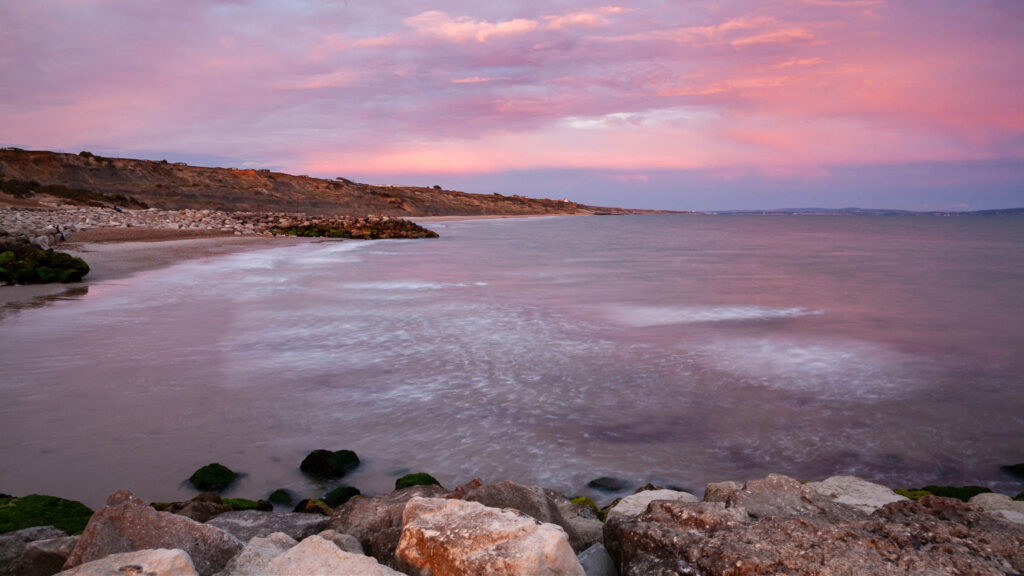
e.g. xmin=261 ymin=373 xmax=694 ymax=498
xmin=0 ymin=149 xmax=640 ymax=216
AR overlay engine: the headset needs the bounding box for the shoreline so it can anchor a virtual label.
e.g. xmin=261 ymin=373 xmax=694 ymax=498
xmin=0 ymin=229 xmax=315 ymax=308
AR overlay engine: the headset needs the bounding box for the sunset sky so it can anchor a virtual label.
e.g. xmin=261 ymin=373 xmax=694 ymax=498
xmin=2 ymin=0 xmax=1022 ymax=210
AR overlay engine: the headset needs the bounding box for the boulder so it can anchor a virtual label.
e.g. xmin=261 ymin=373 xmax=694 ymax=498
xmin=214 ymin=532 xmax=296 ymax=576
xmin=315 ymin=529 xmax=363 ymax=555
xmin=806 ymin=475 xmax=909 ymax=514
xmin=395 ymin=473 xmax=442 ymax=491
xmin=604 ymin=490 xmax=1024 ymax=576
xmin=188 ymin=464 xmax=237 ymax=493
xmin=57 ymin=548 xmax=197 ymax=576
xmin=322 ymin=486 xmax=360 ymax=508
xmin=63 ymin=490 xmax=242 ymax=576
xmin=328 ymin=484 xmax=446 ymax=567
xmin=267 ymin=490 xmax=292 ymax=507
xmin=157 ymin=493 xmax=231 ymax=522
xmin=577 ymin=543 xmax=617 ymax=576
xmin=587 ymin=478 xmax=630 ymax=493
xmin=261 ymin=535 xmax=403 ymax=575
xmin=448 ymin=480 xmax=602 ymax=553
xmin=18 ymin=535 xmax=78 ymax=576
xmin=291 ymin=499 xmax=332 ymax=516
xmin=725 ymin=473 xmax=860 ymax=519
xmin=1 ymin=526 xmax=67 ymax=576
xmin=395 ymin=497 xmax=584 ymax=576
xmin=968 ymin=492 xmax=1024 ymax=524
xmin=299 ymin=450 xmax=359 ymax=480
xmin=701 ymin=481 xmax=741 ymax=503
xmin=206 ymin=510 xmax=329 ymax=542
xmin=605 ymin=490 xmax=698 ymax=523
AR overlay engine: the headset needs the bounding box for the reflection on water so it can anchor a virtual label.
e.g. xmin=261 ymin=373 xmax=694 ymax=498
xmin=0 ymin=285 xmax=89 ymax=317
xmin=1 ymin=215 xmax=1023 ymax=508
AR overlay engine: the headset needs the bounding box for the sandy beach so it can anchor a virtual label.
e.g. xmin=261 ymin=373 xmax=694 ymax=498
xmin=0 ymin=227 xmax=314 ymax=308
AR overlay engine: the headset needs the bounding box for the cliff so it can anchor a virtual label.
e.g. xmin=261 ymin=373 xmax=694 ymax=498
xmin=0 ymin=149 xmax=641 ymax=216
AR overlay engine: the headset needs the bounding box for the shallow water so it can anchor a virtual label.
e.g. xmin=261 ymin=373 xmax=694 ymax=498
xmin=2 ymin=215 xmax=1023 ymax=507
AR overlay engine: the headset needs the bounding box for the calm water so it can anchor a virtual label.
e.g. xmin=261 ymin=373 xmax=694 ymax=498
xmin=2 ymin=215 xmax=1023 ymax=507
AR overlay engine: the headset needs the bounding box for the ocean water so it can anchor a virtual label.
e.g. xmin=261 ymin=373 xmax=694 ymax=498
xmin=2 ymin=215 xmax=1023 ymax=507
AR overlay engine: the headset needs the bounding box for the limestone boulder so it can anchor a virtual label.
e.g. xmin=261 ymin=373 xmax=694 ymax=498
xmin=261 ymin=535 xmax=403 ymax=575
xmin=214 ymin=532 xmax=296 ymax=576
xmin=701 ymin=481 xmax=741 ymax=503
xmin=577 ymin=543 xmax=617 ymax=576
xmin=603 ymin=493 xmax=1024 ymax=576
xmin=206 ymin=510 xmax=328 ymax=543
xmin=18 ymin=536 xmax=79 ymax=576
xmin=605 ymin=489 xmax=698 ymax=523
xmin=159 ymin=493 xmax=232 ymax=523
xmin=448 ymin=479 xmax=602 ymax=553
xmin=0 ymin=527 xmax=67 ymax=576
xmin=328 ymin=484 xmax=446 ymax=567
xmin=967 ymin=492 xmax=1024 ymax=524
xmin=806 ymin=475 xmax=909 ymax=514
xmin=63 ymin=490 xmax=242 ymax=576
xmin=57 ymin=548 xmax=197 ymax=576
xmin=725 ymin=473 xmax=860 ymax=519
xmin=315 ymin=529 xmax=363 ymax=554
xmin=395 ymin=497 xmax=584 ymax=576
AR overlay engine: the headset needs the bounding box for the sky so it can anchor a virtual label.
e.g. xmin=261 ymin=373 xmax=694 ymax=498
xmin=1 ymin=0 xmax=1023 ymax=211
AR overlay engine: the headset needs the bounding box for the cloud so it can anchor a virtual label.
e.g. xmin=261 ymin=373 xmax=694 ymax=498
xmin=403 ymin=11 xmax=539 ymax=43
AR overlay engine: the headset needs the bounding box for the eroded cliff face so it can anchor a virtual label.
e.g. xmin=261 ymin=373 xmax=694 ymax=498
xmin=0 ymin=149 xmax=632 ymax=216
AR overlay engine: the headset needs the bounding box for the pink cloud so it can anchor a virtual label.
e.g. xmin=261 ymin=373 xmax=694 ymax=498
xmin=403 ymin=11 xmax=539 ymax=44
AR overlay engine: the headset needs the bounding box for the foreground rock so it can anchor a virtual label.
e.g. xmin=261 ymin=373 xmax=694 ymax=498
xmin=604 ymin=489 xmax=698 ymax=523
xmin=213 ymin=532 xmax=296 ymax=576
xmin=63 ymin=490 xmax=242 ymax=576
xmin=969 ymin=492 xmax=1024 ymax=524
xmin=58 ymin=548 xmax=197 ymax=576
xmin=395 ymin=497 xmax=584 ymax=576
xmin=449 ymin=479 xmax=603 ymax=553
xmin=329 ymin=484 xmax=447 ymax=567
xmin=156 ymin=493 xmax=231 ymax=523
xmin=206 ymin=510 xmax=329 ymax=542
xmin=262 ymin=535 xmax=403 ymax=575
xmin=605 ymin=474 xmax=1024 ymax=576
xmin=1 ymin=526 xmax=67 ymax=576
xmin=19 ymin=535 xmax=79 ymax=576
xmin=806 ymin=475 xmax=909 ymax=514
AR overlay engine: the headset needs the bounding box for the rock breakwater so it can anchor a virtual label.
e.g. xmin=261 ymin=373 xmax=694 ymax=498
xmin=3 ymin=473 xmax=1023 ymax=576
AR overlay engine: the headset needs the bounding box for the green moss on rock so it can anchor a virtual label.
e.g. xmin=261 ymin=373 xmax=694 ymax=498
xmin=268 ymin=489 xmax=293 ymax=506
xmin=395 ymin=473 xmax=442 ymax=490
xmin=897 ymin=485 xmax=992 ymax=502
xmin=0 ymin=246 xmax=89 ymax=285
xmin=188 ymin=463 xmax=237 ymax=492
xmin=1014 ymin=492 xmax=1023 ymax=502
xmin=323 ymin=486 xmax=361 ymax=508
xmin=571 ymin=496 xmax=606 ymax=521
xmin=293 ymin=499 xmax=333 ymax=516
xmin=222 ymin=498 xmax=272 ymax=511
xmin=300 ymin=450 xmax=360 ymax=480
xmin=0 ymin=494 xmax=94 ymax=535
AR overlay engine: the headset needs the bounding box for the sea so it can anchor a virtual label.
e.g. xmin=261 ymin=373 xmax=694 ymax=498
xmin=2 ymin=214 xmax=1023 ymax=508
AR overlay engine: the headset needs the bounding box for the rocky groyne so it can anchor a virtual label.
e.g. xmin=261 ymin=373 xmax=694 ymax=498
xmin=0 ymin=206 xmax=438 ymax=244
xmin=3 ymin=471 xmax=1023 ymax=576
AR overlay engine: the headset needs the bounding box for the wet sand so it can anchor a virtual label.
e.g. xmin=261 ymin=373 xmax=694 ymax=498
xmin=0 ymin=228 xmax=313 ymax=308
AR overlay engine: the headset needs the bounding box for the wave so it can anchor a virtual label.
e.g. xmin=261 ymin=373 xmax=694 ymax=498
xmin=608 ymin=305 xmax=823 ymax=327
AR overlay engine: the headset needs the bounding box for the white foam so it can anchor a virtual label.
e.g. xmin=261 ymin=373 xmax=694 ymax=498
xmin=608 ymin=305 xmax=824 ymax=327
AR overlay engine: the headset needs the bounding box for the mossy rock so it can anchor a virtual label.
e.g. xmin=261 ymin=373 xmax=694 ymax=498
xmin=293 ymin=499 xmax=333 ymax=516
xmin=1014 ymin=492 xmax=1023 ymax=501
xmin=0 ymin=494 xmax=94 ymax=535
xmin=571 ymin=496 xmax=606 ymax=521
xmin=299 ymin=450 xmax=360 ymax=480
xmin=188 ymin=463 xmax=237 ymax=492
xmin=323 ymin=486 xmax=361 ymax=508
xmin=587 ymin=477 xmax=630 ymax=492
xmin=222 ymin=498 xmax=272 ymax=512
xmin=150 ymin=502 xmax=172 ymax=512
xmin=395 ymin=473 xmax=442 ymax=490
xmin=268 ymin=489 xmax=294 ymax=506
xmin=0 ymin=246 xmax=89 ymax=285
xmin=898 ymin=485 xmax=992 ymax=502
xmin=1001 ymin=463 xmax=1024 ymax=479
